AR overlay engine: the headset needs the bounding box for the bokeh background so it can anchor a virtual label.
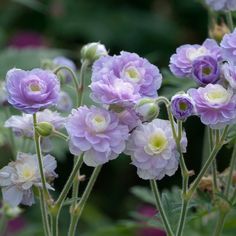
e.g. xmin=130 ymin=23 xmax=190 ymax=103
xmin=0 ymin=0 xmax=235 ymax=235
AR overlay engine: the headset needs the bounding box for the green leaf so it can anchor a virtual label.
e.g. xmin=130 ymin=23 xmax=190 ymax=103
xmin=130 ymin=186 xmax=155 ymax=205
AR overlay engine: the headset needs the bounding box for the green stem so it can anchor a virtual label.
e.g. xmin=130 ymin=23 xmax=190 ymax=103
xmin=39 ymin=189 xmax=51 ymax=236
xmin=0 ymin=214 xmax=6 ymax=235
xmin=53 ymin=66 xmax=80 ymax=106
xmin=225 ymin=143 xmax=236 ymax=198
xmin=149 ymin=180 xmax=174 ymax=236
xmin=33 ymin=113 xmax=50 ymax=201
xmin=226 ymin=11 xmax=234 ymax=32
xmin=68 ymin=166 xmax=102 ymax=236
xmin=211 ymin=129 xmax=218 ymax=193
xmin=213 ymin=212 xmax=227 ymax=236
xmin=52 ymin=130 xmax=69 ymax=141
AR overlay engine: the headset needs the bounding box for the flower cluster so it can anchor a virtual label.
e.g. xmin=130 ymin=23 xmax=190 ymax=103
xmin=0 ymin=153 xmax=57 ymax=206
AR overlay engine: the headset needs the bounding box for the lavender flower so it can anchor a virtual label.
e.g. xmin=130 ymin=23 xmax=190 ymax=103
xmin=4 ymin=109 xmax=65 ymax=138
xmin=171 ymin=93 xmax=195 ymax=120
xmin=53 ymin=56 xmax=77 ymax=83
xmin=90 ymin=51 xmax=162 ymax=107
xmin=0 ymin=153 xmax=57 ymax=207
xmin=192 ymin=56 xmax=220 ymax=85
xmin=65 ymin=106 xmax=129 ymax=167
xmin=222 ymin=62 xmax=236 ymax=89
xmin=221 ymin=29 xmax=236 ymax=63
xmin=188 ymin=84 xmax=236 ymax=128
xmin=169 ymin=39 xmax=221 ymax=78
xmin=205 ymin=0 xmax=236 ymax=11
xmin=6 ymin=68 xmax=60 ymax=114
xmin=56 ymin=91 xmax=73 ymax=112
xmin=125 ymin=119 xmax=187 ymax=180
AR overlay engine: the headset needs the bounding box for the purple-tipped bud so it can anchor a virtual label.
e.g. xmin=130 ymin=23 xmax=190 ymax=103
xmin=192 ymin=56 xmax=220 ymax=85
xmin=171 ymin=93 xmax=195 ymax=120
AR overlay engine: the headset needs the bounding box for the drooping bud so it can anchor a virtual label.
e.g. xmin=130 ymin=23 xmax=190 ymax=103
xmin=135 ymin=98 xmax=159 ymax=121
xmin=171 ymin=93 xmax=195 ymax=121
xmin=81 ymin=42 xmax=108 ymax=64
xmin=36 ymin=122 xmax=54 ymax=137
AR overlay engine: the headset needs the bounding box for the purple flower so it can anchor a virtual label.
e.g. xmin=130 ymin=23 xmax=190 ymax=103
xmin=188 ymin=84 xmax=236 ymax=128
xmin=125 ymin=119 xmax=187 ymax=180
xmin=171 ymin=93 xmax=195 ymax=120
xmin=90 ymin=51 xmax=162 ymax=107
xmin=169 ymin=39 xmax=222 ymax=78
xmin=222 ymin=62 xmax=236 ymax=89
xmin=53 ymin=56 xmax=77 ymax=83
xmin=56 ymin=91 xmax=73 ymax=112
xmin=205 ymin=0 xmax=236 ymax=11
xmin=221 ymin=29 xmax=236 ymax=63
xmin=6 ymin=68 xmax=60 ymax=114
xmin=65 ymin=106 xmax=129 ymax=167
xmin=192 ymin=56 xmax=220 ymax=85
xmin=0 ymin=153 xmax=57 ymax=207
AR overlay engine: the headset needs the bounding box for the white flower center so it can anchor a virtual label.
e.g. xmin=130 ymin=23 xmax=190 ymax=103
xmin=144 ymin=129 xmax=168 ymax=155
xmin=91 ymin=114 xmax=107 ymax=132
xmin=17 ymin=164 xmax=36 ymax=181
xmin=187 ymin=46 xmax=209 ymax=61
xmin=204 ymin=86 xmax=230 ymax=104
xmin=124 ymin=67 xmax=141 ymax=83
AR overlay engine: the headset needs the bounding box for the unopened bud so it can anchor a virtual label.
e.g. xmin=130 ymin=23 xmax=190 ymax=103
xmin=136 ymin=98 xmax=159 ymax=121
xmin=36 ymin=122 xmax=54 ymax=137
xmin=81 ymin=42 xmax=108 ymax=64
xmin=209 ymin=21 xmax=230 ymax=43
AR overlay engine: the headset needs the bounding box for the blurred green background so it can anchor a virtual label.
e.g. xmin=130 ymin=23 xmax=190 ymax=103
xmin=0 ymin=0 xmax=236 ymax=235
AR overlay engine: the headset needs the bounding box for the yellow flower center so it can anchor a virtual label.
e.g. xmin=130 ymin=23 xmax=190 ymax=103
xmin=21 ymin=166 xmax=35 ymax=180
xmin=145 ymin=130 xmax=168 ymax=155
xmin=125 ymin=68 xmax=141 ymax=83
xmin=205 ymin=86 xmax=229 ymax=104
xmin=91 ymin=114 xmax=107 ymax=132
xmin=179 ymin=102 xmax=188 ymax=111
xmin=30 ymin=84 xmax=41 ymax=92
xmin=202 ymin=67 xmax=212 ymax=75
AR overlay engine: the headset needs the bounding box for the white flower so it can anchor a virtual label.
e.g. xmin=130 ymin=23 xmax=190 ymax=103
xmin=0 ymin=152 xmax=57 ymax=207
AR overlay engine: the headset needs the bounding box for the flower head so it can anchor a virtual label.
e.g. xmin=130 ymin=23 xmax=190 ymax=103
xmin=56 ymin=91 xmax=73 ymax=112
xmin=171 ymin=93 xmax=195 ymax=120
xmin=192 ymin=56 xmax=220 ymax=85
xmin=188 ymin=84 xmax=236 ymax=128
xmin=4 ymin=109 xmax=65 ymax=138
xmin=90 ymin=51 xmax=162 ymax=107
xmin=66 ymin=106 xmax=129 ymax=167
xmin=205 ymin=0 xmax=236 ymax=11
xmin=221 ymin=29 xmax=236 ymax=63
xmin=0 ymin=153 xmax=57 ymax=206
xmin=6 ymin=68 xmax=60 ymax=114
xmin=169 ymin=39 xmax=221 ymax=78
xmin=125 ymin=119 xmax=187 ymax=180
xmin=53 ymin=56 xmax=77 ymax=83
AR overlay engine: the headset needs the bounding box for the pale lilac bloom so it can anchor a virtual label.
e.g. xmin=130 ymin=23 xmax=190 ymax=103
xmin=66 ymin=106 xmax=129 ymax=167
xmin=53 ymin=56 xmax=77 ymax=83
xmin=4 ymin=109 xmax=65 ymax=138
xmin=0 ymin=153 xmax=57 ymax=207
xmin=222 ymin=62 xmax=236 ymax=89
xmin=188 ymin=84 xmax=236 ymax=128
xmin=171 ymin=93 xmax=195 ymax=120
xmin=221 ymin=29 xmax=236 ymax=63
xmin=56 ymin=91 xmax=73 ymax=112
xmin=6 ymin=68 xmax=60 ymax=114
xmin=205 ymin=0 xmax=236 ymax=11
xmin=125 ymin=119 xmax=187 ymax=180
xmin=169 ymin=39 xmax=222 ymax=78
xmin=90 ymin=51 xmax=162 ymax=107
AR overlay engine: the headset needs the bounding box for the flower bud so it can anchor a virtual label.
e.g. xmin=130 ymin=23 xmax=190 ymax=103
xmin=81 ymin=42 xmax=108 ymax=64
xmin=209 ymin=21 xmax=230 ymax=43
xmin=171 ymin=93 xmax=195 ymax=121
xmin=3 ymin=204 xmax=22 ymax=218
xmin=135 ymin=98 xmax=159 ymax=121
xmin=36 ymin=122 xmax=54 ymax=137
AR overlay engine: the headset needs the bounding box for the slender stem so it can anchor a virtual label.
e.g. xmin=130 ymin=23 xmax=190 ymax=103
xmin=51 ymin=212 xmax=60 ymax=236
xmin=77 ymin=60 xmax=89 ymax=106
xmin=39 ymin=189 xmax=51 ymax=236
xmin=53 ymin=66 xmax=80 ymax=106
xmin=213 ymin=212 xmax=227 ymax=236
xmin=188 ymin=126 xmax=229 ymax=197
xmin=33 ymin=113 xmax=50 ymax=200
xmin=149 ymin=180 xmax=174 ymax=236
xmin=0 ymin=214 xmax=6 ymax=235
xmin=210 ymin=129 xmax=218 ymax=193
xmin=225 ymin=143 xmax=236 ymax=198
xmin=226 ymin=11 xmax=234 ymax=32
xmin=52 ymin=130 xmax=69 ymax=141
xmin=68 ymin=166 xmax=102 ymax=236
xmin=55 ymin=155 xmax=84 ymax=206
